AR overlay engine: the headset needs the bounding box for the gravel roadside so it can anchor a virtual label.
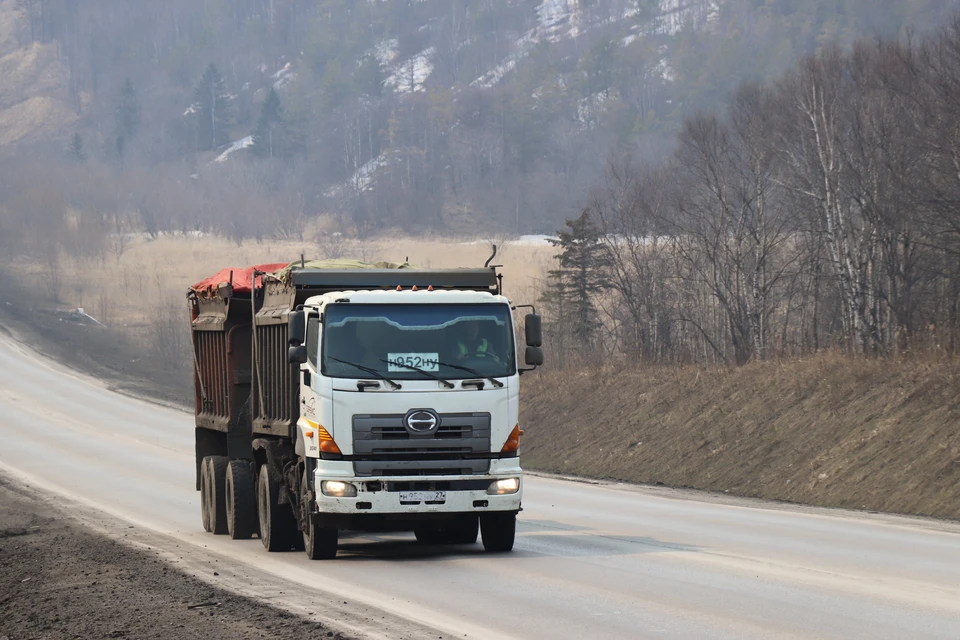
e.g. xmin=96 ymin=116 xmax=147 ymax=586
xmin=0 ymin=474 xmax=347 ymax=640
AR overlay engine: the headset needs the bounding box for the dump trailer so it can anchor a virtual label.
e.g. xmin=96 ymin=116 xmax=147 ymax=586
xmin=188 ymin=256 xmax=544 ymax=559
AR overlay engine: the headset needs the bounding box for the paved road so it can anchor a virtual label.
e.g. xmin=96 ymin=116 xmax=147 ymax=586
xmin=1 ymin=334 xmax=959 ymax=639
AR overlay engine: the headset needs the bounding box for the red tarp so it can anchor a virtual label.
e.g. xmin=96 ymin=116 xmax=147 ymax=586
xmin=190 ymin=263 xmax=289 ymax=296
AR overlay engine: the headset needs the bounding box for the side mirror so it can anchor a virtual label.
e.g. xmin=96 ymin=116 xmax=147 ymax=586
xmin=288 ymin=310 xmax=305 ymax=346
xmin=288 ymin=344 xmax=307 ymax=364
xmin=524 ymin=346 xmax=544 ymax=366
xmin=524 ymin=313 xmax=542 ymax=347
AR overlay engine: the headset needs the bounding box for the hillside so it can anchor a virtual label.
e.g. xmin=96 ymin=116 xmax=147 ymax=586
xmin=1 ymin=0 xmax=956 ymax=236
xmin=521 ymin=355 xmax=960 ymax=520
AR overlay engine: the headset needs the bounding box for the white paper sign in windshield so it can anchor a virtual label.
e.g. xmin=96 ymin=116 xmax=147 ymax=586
xmin=386 ymin=353 xmax=440 ymax=372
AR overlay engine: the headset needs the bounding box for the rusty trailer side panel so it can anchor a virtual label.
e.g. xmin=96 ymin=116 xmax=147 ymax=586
xmin=190 ymin=296 xmax=254 ymax=434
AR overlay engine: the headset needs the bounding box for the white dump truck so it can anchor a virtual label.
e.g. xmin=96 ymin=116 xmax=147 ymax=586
xmin=188 ymin=256 xmax=543 ymax=559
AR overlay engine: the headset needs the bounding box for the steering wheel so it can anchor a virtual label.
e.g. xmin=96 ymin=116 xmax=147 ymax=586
xmin=459 ymin=351 xmax=502 ymax=364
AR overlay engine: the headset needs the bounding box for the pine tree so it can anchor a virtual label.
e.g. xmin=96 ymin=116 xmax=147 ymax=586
xmin=192 ymin=63 xmax=234 ymax=151
xmin=68 ymin=133 xmax=86 ymax=164
xmin=252 ymin=88 xmax=288 ymax=158
xmin=541 ymin=209 xmax=611 ymax=351
xmin=115 ymin=78 xmax=140 ymax=168
xmin=115 ymin=78 xmax=140 ymax=143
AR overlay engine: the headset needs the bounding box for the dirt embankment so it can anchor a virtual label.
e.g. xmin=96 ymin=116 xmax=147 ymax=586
xmin=520 ymin=355 xmax=960 ymax=520
xmin=0 ymin=276 xmax=190 ymax=406
xmin=0 ymin=476 xmax=345 ymax=640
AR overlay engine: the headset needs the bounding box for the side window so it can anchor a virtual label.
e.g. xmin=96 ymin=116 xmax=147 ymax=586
xmin=306 ymin=315 xmax=319 ymax=367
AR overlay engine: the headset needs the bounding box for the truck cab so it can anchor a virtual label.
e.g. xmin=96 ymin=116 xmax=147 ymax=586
xmin=292 ymin=289 xmax=526 ymax=556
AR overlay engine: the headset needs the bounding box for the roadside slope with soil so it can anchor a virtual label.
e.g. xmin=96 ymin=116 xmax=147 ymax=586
xmin=520 ymin=355 xmax=960 ymax=520
xmin=0 ymin=474 xmax=346 ymax=640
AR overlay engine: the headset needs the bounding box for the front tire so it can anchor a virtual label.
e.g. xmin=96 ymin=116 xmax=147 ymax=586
xmin=201 ymin=456 xmax=229 ymax=535
xmin=415 ymin=515 xmax=479 ymax=545
xmin=301 ymin=470 xmax=338 ymax=559
xmin=258 ymin=465 xmax=296 ymax=552
xmin=225 ymin=459 xmax=258 ymax=540
xmin=480 ymin=512 xmax=516 ymax=552
xmin=303 ymin=514 xmax=338 ymax=560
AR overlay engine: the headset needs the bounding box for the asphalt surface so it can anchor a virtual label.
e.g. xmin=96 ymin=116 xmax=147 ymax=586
xmin=1 ymin=334 xmax=959 ymax=640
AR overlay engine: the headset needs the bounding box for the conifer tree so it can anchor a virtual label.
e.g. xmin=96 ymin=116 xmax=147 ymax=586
xmin=192 ymin=64 xmax=233 ymax=151
xmin=115 ymin=78 xmax=140 ymax=143
xmin=541 ymin=209 xmax=611 ymax=352
xmin=68 ymin=133 xmax=86 ymax=164
xmin=252 ymin=88 xmax=288 ymax=158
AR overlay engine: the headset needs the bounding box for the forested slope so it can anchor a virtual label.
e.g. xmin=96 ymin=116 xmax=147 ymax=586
xmin=0 ymin=0 xmax=955 ymax=240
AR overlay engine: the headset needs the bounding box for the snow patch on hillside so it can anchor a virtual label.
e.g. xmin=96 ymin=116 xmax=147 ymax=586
xmin=271 ymin=62 xmax=297 ymax=90
xmin=471 ymin=0 xmax=652 ymax=88
xmin=653 ymin=0 xmax=719 ymax=36
xmin=325 ymin=154 xmax=390 ymax=198
xmin=385 ymin=47 xmax=435 ymax=93
xmin=213 ymin=135 xmax=253 ymax=163
xmin=471 ymin=59 xmax=518 ymax=89
xmin=375 ymin=38 xmax=399 ymax=66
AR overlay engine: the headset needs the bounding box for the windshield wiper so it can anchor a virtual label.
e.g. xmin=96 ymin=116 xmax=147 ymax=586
xmin=380 ymin=359 xmax=455 ymax=389
xmin=435 ymin=361 xmax=505 ymax=388
xmin=327 ymin=356 xmax=401 ymax=390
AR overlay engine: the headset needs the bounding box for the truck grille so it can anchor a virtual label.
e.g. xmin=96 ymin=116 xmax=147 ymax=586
xmin=352 ymin=413 xmax=491 ymax=477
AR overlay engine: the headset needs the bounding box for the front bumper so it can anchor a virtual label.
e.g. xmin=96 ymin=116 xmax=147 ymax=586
xmin=311 ymin=472 xmax=522 ymax=517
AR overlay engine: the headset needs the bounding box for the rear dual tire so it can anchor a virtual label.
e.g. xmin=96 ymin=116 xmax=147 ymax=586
xmin=258 ymin=465 xmax=297 ymax=552
xmin=225 ymin=460 xmax=258 ymax=540
xmin=200 ymin=456 xmax=229 ymax=535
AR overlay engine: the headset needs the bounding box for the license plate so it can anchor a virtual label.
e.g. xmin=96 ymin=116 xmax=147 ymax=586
xmin=387 ymin=353 xmax=439 ymax=372
xmin=399 ymin=491 xmax=446 ymax=503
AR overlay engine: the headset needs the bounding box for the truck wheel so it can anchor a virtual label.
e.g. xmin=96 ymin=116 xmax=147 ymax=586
xmin=301 ymin=470 xmax=338 ymax=559
xmin=202 ymin=456 xmax=229 ymax=535
xmin=258 ymin=466 xmax=295 ymax=552
xmin=414 ymin=527 xmax=445 ymax=544
xmin=303 ymin=514 xmax=338 ymax=560
xmin=449 ymin=515 xmax=479 ymax=544
xmin=415 ymin=516 xmax=478 ymax=545
xmin=480 ymin=512 xmax=516 ymax=552
xmin=225 ymin=460 xmax=257 ymax=540
xmin=200 ymin=458 xmax=213 ymax=532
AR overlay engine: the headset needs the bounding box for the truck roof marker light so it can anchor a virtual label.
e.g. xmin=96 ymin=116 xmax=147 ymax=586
xmin=427 ymin=285 xmax=433 ymax=291
xmin=411 ymin=285 xmax=418 ymax=291
xmin=501 ymin=425 xmax=523 ymax=454
xmin=316 ymin=426 xmax=342 ymax=455
xmin=396 ymin=285 xmax=402 ymax=291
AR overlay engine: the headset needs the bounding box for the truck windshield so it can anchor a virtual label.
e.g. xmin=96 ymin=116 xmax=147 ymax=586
xmin=321 ymin=303 xmax=516 ymax=380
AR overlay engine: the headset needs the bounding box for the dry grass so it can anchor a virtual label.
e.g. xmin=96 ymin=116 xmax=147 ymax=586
xmin=520 ymin=353 xmax=960 ymax=520
xmin=9 ymin=234 xmax=553 ymax=331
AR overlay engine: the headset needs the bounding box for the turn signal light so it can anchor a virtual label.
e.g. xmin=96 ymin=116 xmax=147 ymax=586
xmin=316 ymin=426 xmax=342 ymax=455
xmin=500 ymin=424 xmax=523 ymax=454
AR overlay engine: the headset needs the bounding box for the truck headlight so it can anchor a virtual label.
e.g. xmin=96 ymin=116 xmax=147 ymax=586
xmin=487 ymin=477 xmax=520 ymax=495
xmin=321 ymin=480 xmax=358 ymax=498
